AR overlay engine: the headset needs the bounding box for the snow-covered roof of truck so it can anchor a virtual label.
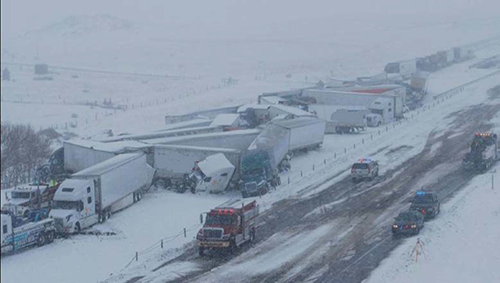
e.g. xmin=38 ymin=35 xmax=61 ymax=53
xmin=154 ymin=144 xmax=240 ymax=154
xmin=237 ymin=104 xmax=271 ymax=113
xmin=210 ymin=114 xmax=240 ymax=127
xmin=271 ymin=117 xmax=325 ymax=129
xmin=260 ymin=96 xmax=287 ymax=104
xmin=65 ymin=139 xmax=151 ymax=153
xmin=74 ymin=153 xmax=145 ymax=176
xmin=270 ymin=105 xmax=315 ymax=117
xmin=143 ymin=129 xmax=261 ymax=145
xmin=159 ymin=118 xmax=213 ymax=130
xmin=197 ymin=153 xmax=235 ymax=177
xmin=97 ymin=125 xmax=220 ymax=143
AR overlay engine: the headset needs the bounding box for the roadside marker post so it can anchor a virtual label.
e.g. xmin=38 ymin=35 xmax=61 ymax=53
xmin=411 ymin=238 xmax=426 ymax=263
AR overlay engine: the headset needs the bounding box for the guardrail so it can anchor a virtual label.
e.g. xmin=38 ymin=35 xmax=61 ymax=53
xmin=433 ymin=69 xmax=500 ymax=100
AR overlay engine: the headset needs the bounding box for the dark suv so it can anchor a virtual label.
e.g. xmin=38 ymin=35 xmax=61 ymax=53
xmin=392 ymin=210 xmax=425 ymax=236
xmin=410 ymin=191 xmax=440 ymax=219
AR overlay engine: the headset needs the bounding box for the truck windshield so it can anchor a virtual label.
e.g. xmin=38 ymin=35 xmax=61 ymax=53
xmin=205 ymin=214 xmax=235 ymax=225
xmin=11 ymin=192 xmax=31 ymax=199
xmin=53 ymin=201 xmax=82 ymax=211
xmin=244 ymin=168 xmax=264 ymax=176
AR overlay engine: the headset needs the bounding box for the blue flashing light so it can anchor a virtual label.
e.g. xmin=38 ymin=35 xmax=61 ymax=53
xmin=416 ymin=191 xmax=426 ymax=195
xmin=359 ymin=158 xmax=371 ymax=162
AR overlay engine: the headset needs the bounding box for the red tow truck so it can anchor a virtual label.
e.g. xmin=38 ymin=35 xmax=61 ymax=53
xmin=197 ymin=200 xmax=259 ymax=256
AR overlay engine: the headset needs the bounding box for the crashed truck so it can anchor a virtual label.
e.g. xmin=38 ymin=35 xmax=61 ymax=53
xmin=1 ymin=210 xmax=56 ymax=254
xmin=2 ymin=183 xmax=59 ymax=217
xmin=197 ymin=200 xmax=259 ymax=256
xmin=50 ymin=152 xmax=155 ymax=234
xmin=240 ymin=117 xmax=325 ymax=197
xmin=147 ymin=129 xmax=260 ymax=193
xmin=462 ymin=133 xmax=498 ymax=172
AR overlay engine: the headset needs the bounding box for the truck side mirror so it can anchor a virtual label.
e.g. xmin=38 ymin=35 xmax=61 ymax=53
xmin=199 ymin=214 xmax=203 ymax=224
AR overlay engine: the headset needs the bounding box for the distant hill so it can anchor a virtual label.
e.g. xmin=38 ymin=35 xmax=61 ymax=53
xmin=24 ymin=14 xmax=133 ymax=38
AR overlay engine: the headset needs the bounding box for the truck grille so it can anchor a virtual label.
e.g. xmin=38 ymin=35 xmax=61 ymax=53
xmin=245 ymin=182 xmax=257 ymax=192
xmin=54 ymin=218 xmax=64 ymax=230
xmin=203 ymin=228 xmax=223 ymax=239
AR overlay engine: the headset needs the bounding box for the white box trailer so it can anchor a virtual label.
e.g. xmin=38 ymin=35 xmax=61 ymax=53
xmin=309 ymin=105 xmax=368 ymax=134
xmin=144 ymin=129 xmax=260 ymax=151
xmin=63 ymin=140 xmax=151 ymax=173
xmin=271 ymin=117 xmax=326 ymax=152
xmin=384 ymin=60 xmax=417 ymax=80
xmin=97 ymin=125 xmax=223 ymax=143
xmin=50 ymin=153 xmax=155 ymax=234
xmin=153 ymin=145 xmax=242 ymax=181
xmin=248 ymin=124 xmax=291 ymax=171
xmin=303 ymin=89 xmax=403 ymax=120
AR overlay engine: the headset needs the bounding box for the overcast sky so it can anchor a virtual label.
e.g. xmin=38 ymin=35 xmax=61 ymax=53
xmin=2 ymin=0 xmax=499 ymax=37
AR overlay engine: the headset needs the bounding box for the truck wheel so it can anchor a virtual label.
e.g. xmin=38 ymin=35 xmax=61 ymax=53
xmin=106 ymin=210 xmax=112 ymax=220
xmin=24 ymin=210 xmax=31 ymax=218
xmin=47 ymin=231 xmax=55 ymax=243
xmin=37 ymin=233 xmax=46 ymax=247
xmin=250 ymin=229 xmax=256 ymax=242
xmin=229 ymin=239 xmax=237 ymax=254
xmin=199 ymin=247 xmax=205 ymax=257
xmin=75 ymin=223 xmax=81 ymax=234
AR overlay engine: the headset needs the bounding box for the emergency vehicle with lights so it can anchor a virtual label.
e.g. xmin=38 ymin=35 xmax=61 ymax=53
xmin=197 ymin=200 xmax=259 ymax=256
xmin=391 ymin=210 xmax=425 ymax=236
xmin=409 ymin=191 xmax=440 ymax=219
xmin=351 ymin=159 xmax=379 ymax=182
xmin=462 ymin=133 xmax=498 ymax=172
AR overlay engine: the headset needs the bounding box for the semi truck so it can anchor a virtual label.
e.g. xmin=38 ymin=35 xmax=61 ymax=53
xmin=189 ymin=154 xmax=236 ymax=194
xmin=270 ymin=117 xmax=325 ymax=153
xmin=197 ymin=200 xmax=259 ymax=256
xmin=239 ymin=150 xmax=281 ymax=198
xmin=152 ymin=145 xmax=241 ymax=187
xmin=384 ymin=60 xmax=417 ymax=80
xmin=309 ymin=105 xmax=368 ymax=134
xmin=2 ymin=183 xmax=59 ymax=217
xmin=462 ymin=133 xmax=498 ymax=172
xmin=1 ymin=211 xmax=56 ymax=254
xmin=49 ymin=153 xmax=155 ymax=234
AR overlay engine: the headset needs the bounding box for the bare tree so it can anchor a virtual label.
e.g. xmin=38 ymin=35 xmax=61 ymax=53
xmin=1 ymin=123 xmax=53 ymax=189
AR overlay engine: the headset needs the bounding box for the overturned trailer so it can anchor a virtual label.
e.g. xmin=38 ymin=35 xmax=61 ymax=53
xmin=143 ymin=129 xmax=260 ymax=151
xmin=63 ymin=140 xmax=152 ymax=173
xmin=152 ymin=145 xmax=242 ymax=183
xmin=97 ymin=125 xmax=223 ymax=143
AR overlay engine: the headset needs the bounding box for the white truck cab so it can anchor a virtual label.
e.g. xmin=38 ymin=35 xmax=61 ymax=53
xmin=49 ymin=178 xmax=97 ymax=234
xmin=366 ymin=113 xmax=384 ymax=127
xmin=191 ymin=154 xmax=235 ymax=193
xmin=3 ymin=185 xmax=43 ymax=217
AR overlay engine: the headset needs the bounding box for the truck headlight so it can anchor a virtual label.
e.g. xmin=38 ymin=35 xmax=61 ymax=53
xmin=392 ymin=224 xmax=398 ymax=229
xmin=411 ymin=224 xmax=417 ymax=229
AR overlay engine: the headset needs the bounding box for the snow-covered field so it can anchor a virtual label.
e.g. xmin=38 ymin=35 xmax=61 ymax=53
xmin=2 ymin=3 xmax=500 ymax=283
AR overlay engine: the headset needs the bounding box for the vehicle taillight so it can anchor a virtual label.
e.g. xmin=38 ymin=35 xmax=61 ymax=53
xmin=421 ymin=209 xmax=426 ymax=214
